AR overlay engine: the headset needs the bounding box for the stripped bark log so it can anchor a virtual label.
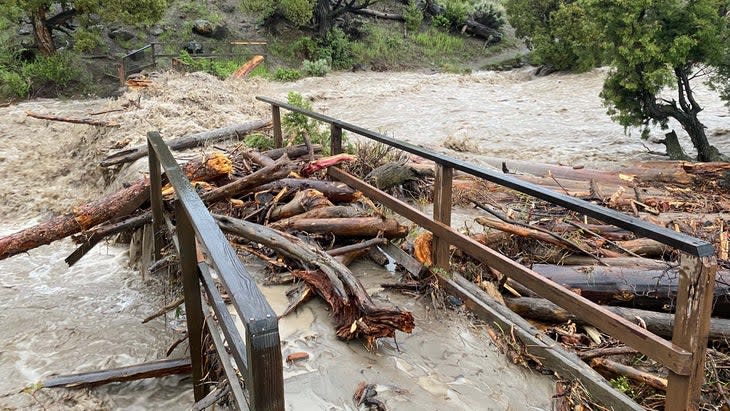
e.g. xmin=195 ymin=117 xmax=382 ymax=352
xmin=101 ymin=119 xmax=269 ymax=167
xmin=43 ymin=358 xmax=191 ymax=388
xmin=201 ymin=154 xmax=293 ymax=203
xmin=272 ymin=217 xmax=408 ymax=239
xmin=214 ymin=215 xmax=414 ymax=345
xmin=591 ymin=358 xmax=668 ymax=391
xmin=0 ymin=178 xmax=150 ymax=261
xmin=268 ymin=189 xmax=332 ymax=221
xmin=26 ymin=111 xmax=120 ymax=127
xmin=256 ymin=179 xmax=361 ymax=203
xmin=66 ymin=212 xmax=152 ymax=266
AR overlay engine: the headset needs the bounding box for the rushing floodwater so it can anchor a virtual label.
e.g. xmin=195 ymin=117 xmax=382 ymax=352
xmin=1 ymin=68 xmax=728 ymax=409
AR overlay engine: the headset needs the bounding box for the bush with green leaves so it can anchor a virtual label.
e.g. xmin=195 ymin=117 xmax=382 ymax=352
xmin=21 ymin=52 xmax=83 ymax=95
xmin=404 ymin=1 xmax=424 ymax=32
xmin=431 ymin=14 xmax=450 ymax=30
xmin=283 ymin=91 xmax=332 ymax=152
xmin=302 ymin=58 xmax=330 ymax=76
xmin=319 ymin=28 xmax=353 ymax=69
xmin=273 ymin=67 xmax=302 ymax=81
xmin=471 ymin=0 xmax=505 ymax=30
xmin=73 ymin=28 xmax=106 ymax=53
xmin=442 ymin=0 xmax=470 ymax=30
xmin=0 ymin=69 xmax=29 ymax=99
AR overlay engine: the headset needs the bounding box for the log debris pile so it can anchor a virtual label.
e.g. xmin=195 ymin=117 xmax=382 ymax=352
xmin=0 ymin=139 xmax=415 ymax=349
xmin=403 ymin=157 xmax=730 ymax=410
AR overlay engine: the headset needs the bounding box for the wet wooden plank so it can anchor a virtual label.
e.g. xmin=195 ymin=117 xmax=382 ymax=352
xmin=328 ymin=167 xmax=692 ymax=375
xmin=432 ymin=165 xmax=453 ymax=270
xmin=43 ymin=358 xmax=191 ymax=388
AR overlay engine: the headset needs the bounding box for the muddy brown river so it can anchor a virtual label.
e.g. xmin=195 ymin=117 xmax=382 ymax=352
xmin=0 ymin=68 xmax=728 ymax=410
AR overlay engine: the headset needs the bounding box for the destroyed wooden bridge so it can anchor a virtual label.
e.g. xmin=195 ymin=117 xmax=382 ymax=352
xmin=35 ymin=97 xmax=718 ymax=410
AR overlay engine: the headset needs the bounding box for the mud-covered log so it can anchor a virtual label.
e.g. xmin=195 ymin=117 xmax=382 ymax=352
xmin=214 ymin=215 xmax=414 ymax=345
xmin=505 ymin=296 xmax=730 ymax=340
xmin=259 ymin=144 xmax=322 ymax=161
xmin=271 ymin=206 xmax=368 ymax=229
xmin=256 ymin=179 xmax=361 ymax=203
xmin=268 ymin=189 xmax=332 ymax=221
xmin=530 ymin=264 xmax=730 ymax=317
xmin=272 ymin=217 xmax=408 ymax=239
xmin=26 ymin=111 xmax=120 ymax=127
xmin=0 ymin=178 xmax=150 ymax=261
xmin=66 ymin=212 xmax=152 ymax=266
xmin=101 ymin=119 xmax=269 ymax=167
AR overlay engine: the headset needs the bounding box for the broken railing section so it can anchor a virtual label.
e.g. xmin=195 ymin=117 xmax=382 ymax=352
xmin=147 ymin=131 xmax=285 ymax=410
xmin=257 ymin=95 xmax=718 ymax=411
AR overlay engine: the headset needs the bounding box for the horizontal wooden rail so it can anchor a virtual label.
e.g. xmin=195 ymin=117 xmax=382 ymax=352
xmin=328 ymin=167 xmax=692 ymax=375
xmin=256 ymin=96 xmax=713 ymax=257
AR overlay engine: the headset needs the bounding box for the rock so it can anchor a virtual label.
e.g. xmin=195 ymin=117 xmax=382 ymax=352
xmin=108 ymin=28 xmax=135 ymax=41
xmin=192 ymin=19 xmax=213 ymax=36
xmin=149 ymin=26 xmax=164 ymax=36
xmin=184 ymin=41 xmax=203 ymax=54
xmin=192 ymin=19 xmax=228 ymax=39
xmin=17 ymin=24 xmax=32 ymax=36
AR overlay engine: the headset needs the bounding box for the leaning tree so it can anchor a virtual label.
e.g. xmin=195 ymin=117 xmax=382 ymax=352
xmin=507 ymin=0 xmax=730 ymax=162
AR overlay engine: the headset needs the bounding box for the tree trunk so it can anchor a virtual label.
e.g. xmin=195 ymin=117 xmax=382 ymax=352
xmin=682 ymin=115 xmax=725 ymax=162
xmin=315 ymin=0 xmax=333 ymax=35
xmin=271 ymin=217 xmax=408 ymax=239
xmin=530 ymin=264 xmax=730 ymax=317
xmin=32 ymin=8 xmax=56 ymax=56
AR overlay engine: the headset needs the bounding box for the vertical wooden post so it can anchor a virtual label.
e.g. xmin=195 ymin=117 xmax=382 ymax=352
xmin=665 ymin=254 xmax=717 ymax=411
xmin=150 ymin=43 xmax=156 ymax=68
xmin=272 ymin=105 xmax=283 ymax=148
xmin=246 ymin=321 xmax=286 ymax=410
xmin=330 ymin=124 xmax=342 ymax=154
xmin=176 ymin=202 xmax=207 ymax=401
xmin=432 ymin=164 xmax=453 ymax=270
xmin=147 ymin=138 xmax=164 ymax=261
xmin=118 ymin=63 xmax=126 ymax=86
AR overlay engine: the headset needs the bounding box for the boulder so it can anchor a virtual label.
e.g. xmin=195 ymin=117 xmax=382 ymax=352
xmin=192 ymin=19 xmax=213 ymax=36
xmin=150 ymin=26 xmax=164 ymax=36
xmin=17 ymin=24 xmax=32 ymax=36
xmin=184 ymin=41 xmax=203 ymax=54
xmin=108 ymin=28 xmax=135 ymax=41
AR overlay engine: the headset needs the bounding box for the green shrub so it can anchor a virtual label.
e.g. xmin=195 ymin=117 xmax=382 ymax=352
xmin=431 ymin=14 xmax=450 ymax=30
xmin=0 ymin=69 xmax=29 ymax=99
xmin=280 ymin=0 xmax=314 ymax=26
xmin=443 ymin=0 xmax=469 ymax=30
xmin=301 ymin=58 xmax=330 ymax=76
xmin=351 ymin=25 xmax=406 ymax=67
xmin=319 ymin=28 xmax=353 ymax=69
xmin=404 ymin=1 xmax=424 ymax=32
xmin=273 ymin=67 xmax=302 ymax=81
xmin=471 ymin=0 xmax=506 ymax=30
xmin=245 ymin=133 xmax=275 ymax=150
xmin=178 ymin=51 xmax=251 ymax=79
xmin=283 ymin=91 xmax=331 ymax=152
xmin=73 ymin=28 xmax=106 ymax=53
xmin=22 ymin=52 xmax=83 ymax=94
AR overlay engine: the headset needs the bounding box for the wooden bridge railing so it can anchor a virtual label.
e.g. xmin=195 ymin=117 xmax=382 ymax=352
xmin=257 ymin=95 xmax=717 ymax=411
xmin=147 ymin=131 xmax=284 ymax=410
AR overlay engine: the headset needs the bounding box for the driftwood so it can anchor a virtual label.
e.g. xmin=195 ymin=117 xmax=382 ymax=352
xmin=214 ymin=215 xmax=414 ymax=345
xmin=258 ymin=144 xmax=322 ymax=161
xmin=229 ymin=55 xmax=264 ymax=79
xmin=101 ymin=119 xmax=269 ymax=167
xmin=0 ymin=178 xmax=149 ymax=261
xmin=256 ymin=179 xmax=361 ymax=203
xmin=505 ymin=296 xmax=730 ymax=340
xmin=272 ymin=217 xmax=408 ymax=239
xmin=43 ymin=358 xmax=191 ymax=388
xmin=268 ymin=189 xmax=332 ymax=221
xmin=365 ymin=160 xmax=434 ymax=190
xmin=201 ymin=154 xmax=293 ymax=203
xmin=353 ymin=8 xmax=405 ymax=20
xmin=26 ymin=111 xmax=120 ymax=127
xmin=66 ymin=212 xmax=152 ymax=266
xmin=591 ymin=357 xmax=668 ymax=391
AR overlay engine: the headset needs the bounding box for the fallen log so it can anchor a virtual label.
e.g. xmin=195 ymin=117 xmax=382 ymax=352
xmin=66 ymin=212 xmax=152 ymax=266
xmin=101 ymin=119 xmax=269 ymax=167
xmin=505 ymin=296 xmax=730 ymax=340
xmin=259 ymin=144 xmax=322 ymax=161
xmin=256 ymin=179 xmax=361 ymax=203
xmin=591 ymin=357 xmax=667 ymax=391
xmin=229 ymin=55 xmax=264 ymax=79
xmin=268 ymin=189 xmax=332 ymax=221
xmin=272 ymin=217 xmax=408 ymax=239
xmin=201 ymin=154 xmax=293 ymax=203
xmin=42 ymin=358 xmax=191 ymax=388
xmin=353 ymin=8 xmax=405 ymax=20
xmin=365 ymin=160 xmax=434 ymax=190
xmin=0 ymin=178 xmax=149 ymax=261
xmin=214 ymin=215 xmax=414 ymax=345
xmin=26 ymin=111 xmax=120 ymax=127
xmin=301 ymin=154 xmax=356 ymax=177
